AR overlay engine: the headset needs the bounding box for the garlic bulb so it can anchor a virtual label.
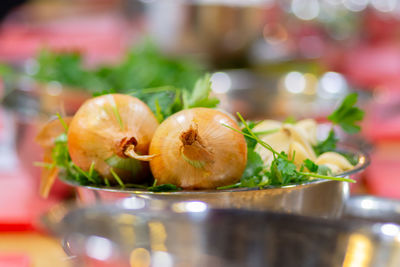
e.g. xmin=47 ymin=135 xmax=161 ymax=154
xmin=149 ymin=108 xmax=247 ymax=189
xmin=253 ymin=118 xmax=353 ymax=174
xmin=254 ymin=121 xmax=316 ymax=165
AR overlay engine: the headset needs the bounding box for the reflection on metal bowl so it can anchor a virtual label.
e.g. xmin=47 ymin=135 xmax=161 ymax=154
xmin=45 ymin=196 xmax=400 ymax=267
xmin=64 ymin=147 xmax=369 ymax=218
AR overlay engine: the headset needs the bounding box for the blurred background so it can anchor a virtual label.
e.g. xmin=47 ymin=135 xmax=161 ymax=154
xmin=0 ymin=0 xmax=400 ymax=265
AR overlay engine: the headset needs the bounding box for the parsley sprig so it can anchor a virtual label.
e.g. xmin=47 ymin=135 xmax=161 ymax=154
xmin=327 ymin=93 xmax=365 ymax=134
xmin=313 ymin=93 xmax=364 ymax=155
xmin=127 ymin=74 xmax=219 ymax=122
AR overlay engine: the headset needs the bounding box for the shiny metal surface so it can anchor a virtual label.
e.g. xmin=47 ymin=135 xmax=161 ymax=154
xmin=75 ymin=179 xmax=349 ymax=218
xmin=66 ymin=147 xmax=369 ymax=218
xmin=344 ymin=195 xmax=400 ymax=224
xmin=47 ymin=197 xmax=400 ymax=267
xmin=144 ymin=1 xmax=265 ymax=67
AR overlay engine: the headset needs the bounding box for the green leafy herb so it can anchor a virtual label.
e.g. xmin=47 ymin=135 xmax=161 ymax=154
xmin=129 ymin=74 xmax=219 ymax=121
xmin=313 ymin=93 xmax=364 ymax=156
xmin=339 ymin=151 xmax=359 ymax=166
xmin=313 ymin=129 xmax=338 ymax=155
xmin=219 ymin=149 xmax=265 ymax=189
xmin=92 ymin=88 xmax=117 ymax=97
xmin=327 ymin=93 xmax=365 ymax=134
xmin=241 ymin=150 xmax=264 ymax=180
xmin=31 ymin=40 xmax=204 ymax=94
xmin=183 ymin=74 xmax=220 ymax=109
xmin=154 ymin=99 xmax=164 ymax=122
xmin=304 ymin=159 xmax=318 ymax=172
xmin=148 ymin=184 xmax=181 ymax=192
xmin=219 ymin=112 xmax=356 ymax=189
xmin=241 ymin=121 xmax=258 ymax=149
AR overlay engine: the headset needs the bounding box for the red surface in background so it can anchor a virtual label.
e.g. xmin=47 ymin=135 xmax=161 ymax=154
xmin=0 ymin=168 xmax=59 ymax=231
xmin=0 ymin=254 xmax=30 ymax=267
xmin=364 ymin=143 xmax=400 ymax=199
xmin=0 ymin=13 xmax=133 ymax=65
xmin=17 ymin=117 xmax=73 ymax=200
xmin=363 ymin=90 xmax=400 ymax=143
xmin=342 ymin=43 xmax=400 ymax=90
xmin=361 ymin=90 xmax=400 ymax=199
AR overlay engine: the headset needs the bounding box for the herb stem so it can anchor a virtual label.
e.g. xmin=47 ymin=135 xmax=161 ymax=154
xmin=217 ymin=183 xmax=240 ymax=190
xmin=110 ymin=168 xmax=125 ymax=188
xmin=298 ymin=172 xmax=356 ymax=183
xmin=252 ymin=129 xmax=279 ymax=136
xmin=88 ymin=162 xmax=95 ymax=179
xmin=124 ymin=183 xmax=148 ymax=189
xmin=72 ymin=163 xmax=97 ymax=184
xmin=237 ymin=113 xmax=285 ymax=159
xmin=56 ymin=113 xmax=68 ymax=132
xmin=33 ymin=161 xmax=55 ymax=169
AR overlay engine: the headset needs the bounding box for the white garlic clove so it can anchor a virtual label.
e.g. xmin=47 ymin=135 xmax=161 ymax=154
xmin=255 ymin=128 xmax=291 ymax=165
xmin=295 ymin=119 xmax=318 ymax=146
xmin=253 ymin=120 xmax=282 ymax=133
xmin=289 ymin=141 xmax=315 ymax=167
xmin=315 ymin=152 xmax=353 ymax=172
xmin=281 ymin=124 xmax=317 ymax=161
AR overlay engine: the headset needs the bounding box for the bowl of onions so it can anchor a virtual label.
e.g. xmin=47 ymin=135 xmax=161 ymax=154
xmin=36 ymin=85 xmax=369 ymax=218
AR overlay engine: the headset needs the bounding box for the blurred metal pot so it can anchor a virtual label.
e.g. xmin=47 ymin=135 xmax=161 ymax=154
xmin=44 ymin=196 xmax=400 ymax=267
xmin=143 ymin=0 xmax=267 ymax=67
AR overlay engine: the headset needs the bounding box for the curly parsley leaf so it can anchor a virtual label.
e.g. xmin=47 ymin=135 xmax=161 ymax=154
xmin=327 ymin=93 xmax=365 ymax=134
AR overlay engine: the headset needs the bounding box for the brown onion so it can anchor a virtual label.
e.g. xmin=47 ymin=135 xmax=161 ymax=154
xmin=36 ymin=117 xmax=72 ymax=197
xmin=68 ymin=94 xmax=159 ymax=183
xmin=149 ymin=108 xmax=247 ymax=189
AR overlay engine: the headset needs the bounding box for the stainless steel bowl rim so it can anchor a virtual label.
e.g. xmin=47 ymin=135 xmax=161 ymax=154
xmin=61 ymin=145 xmax=369 ymax=195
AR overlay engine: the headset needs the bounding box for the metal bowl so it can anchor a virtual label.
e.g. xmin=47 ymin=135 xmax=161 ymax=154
xmin=45 ymin=196 xmax=400 ymax=267
xmin=64 ymin=147 xmax=369 ymax=218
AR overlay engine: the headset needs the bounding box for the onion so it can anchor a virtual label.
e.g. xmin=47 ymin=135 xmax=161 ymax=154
xmin=149 ymin=108 xmax=247 ymax=189
xmin=36 ymin=117 xmax=72 ymax=197
xmin=68 ymin=94 xmax=159 ymax=183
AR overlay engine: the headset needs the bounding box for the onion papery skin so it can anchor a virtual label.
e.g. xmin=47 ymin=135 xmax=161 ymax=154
xmin=36 ymin=117 xmax=73 ymax=197
xmin=149 ymin=108 xmax=247 ymax=189
xmin=68 ymin=94 xmax=159 ymax=183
